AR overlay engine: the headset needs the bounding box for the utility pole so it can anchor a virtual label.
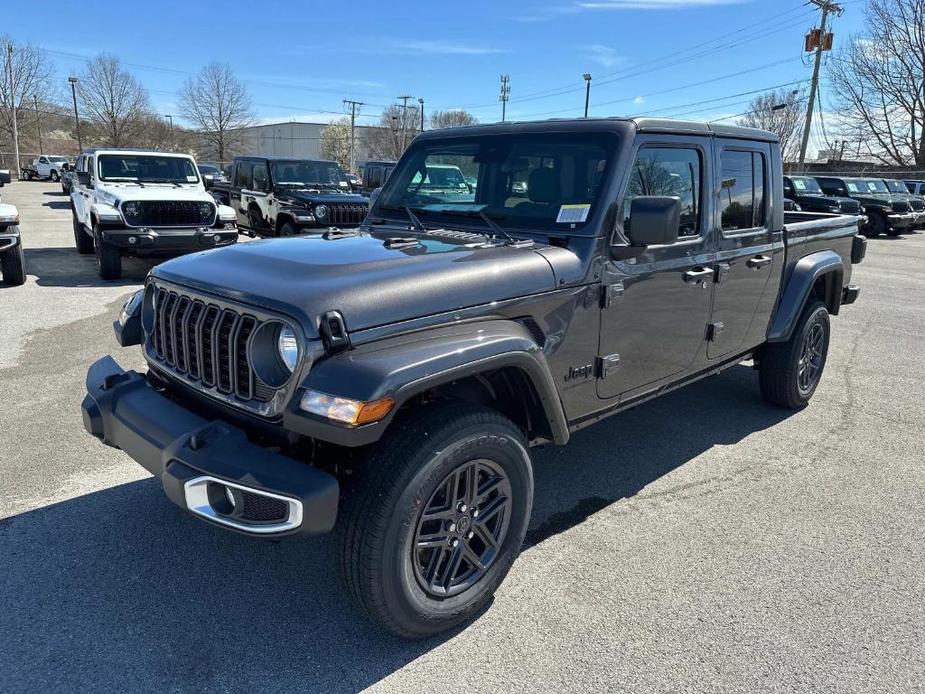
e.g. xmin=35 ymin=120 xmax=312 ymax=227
xmin=343 ymin=99 xmax=364 ymax=173
xmin=33 ymin=94 xmax=43 ymax=155
xmin=418 ymin=97 xmax=425 ymax=132
xmin=798 ymin=0 xmax=842 ymax=168
xmin=583 ymin=73 xmax=592 ymax=118
xmin=164 ymin=114 xmax=173 ymax=130
xmin=68 ymin=76 xmax=82 ymax=151
xmin=499 ymin=74 xmax=511 ymax=122
xmin=6 ymin=44 xmax=20 ymax=178
xmin=396 ymin=95 xmax=413 ymax=153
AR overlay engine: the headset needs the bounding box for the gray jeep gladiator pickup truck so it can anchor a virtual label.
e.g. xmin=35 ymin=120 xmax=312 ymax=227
xmin=81 ymin=118 xmax=865 ymax=637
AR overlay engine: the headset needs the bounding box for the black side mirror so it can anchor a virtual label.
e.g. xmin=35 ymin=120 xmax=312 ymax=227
xmin=202 ymin=174 xmax=214 ymax=189
xmin=77 ymin=171 xmax=90 ymax=186
xmin=0 ymin=169 xmax=10 ymax=186
xmin=626 ymin=196 xmax=681 ymax=246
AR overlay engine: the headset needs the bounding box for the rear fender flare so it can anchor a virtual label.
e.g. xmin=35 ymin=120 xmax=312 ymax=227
xmin=292 ymin=320 xmax=569 ymax=446
xmin=767 ymin=250 xmax=843 ymax=343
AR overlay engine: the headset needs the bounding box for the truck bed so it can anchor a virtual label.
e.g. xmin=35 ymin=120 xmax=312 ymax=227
xmin=782 ymin=211 xmax=863 ymax=295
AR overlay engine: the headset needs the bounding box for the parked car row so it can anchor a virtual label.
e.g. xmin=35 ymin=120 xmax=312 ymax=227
xmin=0 ymin=169 xmax=25 ymax=285
xmin=784 ymin=174 xmax=925 ymax=237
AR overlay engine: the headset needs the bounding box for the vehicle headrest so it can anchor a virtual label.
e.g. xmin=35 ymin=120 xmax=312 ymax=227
xmin=528 ymin=168 xmax=560 ymax=204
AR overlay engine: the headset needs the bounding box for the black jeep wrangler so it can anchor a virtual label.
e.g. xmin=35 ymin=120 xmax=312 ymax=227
xmin=82 ymin=118 xmax=864 ymax=637
xmin=815 ymin=176 xmax=916 ymax=237
xmin=783 ymin=176 xmax=861 ymax=215
xmin=210 ymin=156 xmax=369 ymax=235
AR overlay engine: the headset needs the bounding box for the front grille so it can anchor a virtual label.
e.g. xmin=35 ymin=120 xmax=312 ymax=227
xmin=891 ymin=200 xmax=911 ymax=213
xmin=328 ymin=203 xmax=367 ymax=227
xmin=908 ymin=198 xmax=924 ymax=211
xmin=839 ymin=200 xmax=861 ymax=214
xmin=122 ymin=200 xmax=215 ymax=227
xmin=150 ymin=287 xmax=266 ymax=403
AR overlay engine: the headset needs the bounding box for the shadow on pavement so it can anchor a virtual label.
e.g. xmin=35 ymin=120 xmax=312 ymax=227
xmin=0 ymin=365 xmax=793 ymax=691
xmin=43 ymin=190 xmax=67 ymax=197
xmin=22 ymin=247 xmax=154 ymax=287
xmin=42 ymin=200 xmax=72 ymax=210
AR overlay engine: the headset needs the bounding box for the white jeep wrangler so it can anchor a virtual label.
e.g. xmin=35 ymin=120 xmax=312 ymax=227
xmin=0 ymin=169 xmax=25 ymax=285
xmin=70 ymin=149 xmax=238 ymax=280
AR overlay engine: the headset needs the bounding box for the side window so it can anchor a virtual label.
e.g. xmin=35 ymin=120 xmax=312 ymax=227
xmin=86 ymin=157 xmax=95 ymax=180
xmin=624 ymin=147 xmax=702 ymax=238
xmin=39 ymin=156 xmax=48 ymax=164
xmin=783 ymin=178 xmax=794 ymax=197
xmin=252 ymin=162 xmax=268 ymax=191
xmin=235 ymin=162 xmax=253 ymax=189
xmin=720 ymin=150 xmax=765 ymax=232
xmin=368 ymin=166 xmax=382 ymax=188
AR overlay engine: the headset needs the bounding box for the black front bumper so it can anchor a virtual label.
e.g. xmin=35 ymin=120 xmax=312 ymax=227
xmin=100 ymin=227 xmax=238 ymax=254
xmin=81 ymin=356 xmax=338 ymax=537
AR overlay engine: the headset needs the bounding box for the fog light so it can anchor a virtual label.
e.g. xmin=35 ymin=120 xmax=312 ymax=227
xmin=213 ymin=234 xmax=221 ymax=242
xmin=300 ymin=391 xmax=395 ymax=425
xmin=128 ymin=236 xmax=137 ymax=245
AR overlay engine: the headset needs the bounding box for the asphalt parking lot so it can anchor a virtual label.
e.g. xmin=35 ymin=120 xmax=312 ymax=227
xmin=1 ymin=180 xmax=923 ymax=693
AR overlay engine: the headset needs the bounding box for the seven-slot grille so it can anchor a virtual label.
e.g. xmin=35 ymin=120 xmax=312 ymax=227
xmin=122 ymin=200 xmax=215 ymax=227
xmin=150 ymin=287 xmax=267 ymax=402
xmin=839 ymin=199 xmax=861 ymax=214
xmin=327 ymin=203 xmax=367 ymax=226
xmin=908 ymin=198 xmax=924 ymax=212
xmin=890 ymin=200 xmax=911 ymax=213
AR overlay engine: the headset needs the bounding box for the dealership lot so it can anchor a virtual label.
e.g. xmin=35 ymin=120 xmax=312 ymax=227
xmin=1 ymin=181 xmax=923 ymax=691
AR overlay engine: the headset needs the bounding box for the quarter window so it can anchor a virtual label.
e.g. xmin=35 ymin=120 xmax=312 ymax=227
xmin=624 ymin=147 xmax=702 ymax=238
xmin=720 ymin=150 xmax=766 ymax=231
xmin=252 ymin=162 xmax=268 ymax=191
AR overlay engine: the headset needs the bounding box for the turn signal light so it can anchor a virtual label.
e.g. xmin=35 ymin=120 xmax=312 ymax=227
xmin=300 ymin=391 xmax=395 ymax=426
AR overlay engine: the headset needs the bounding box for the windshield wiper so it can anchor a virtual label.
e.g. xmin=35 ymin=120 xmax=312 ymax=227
xmin=476 ymin=210 xmax=531 ymax=246
xmin=404 ymin=206 xmax=428 ymax=232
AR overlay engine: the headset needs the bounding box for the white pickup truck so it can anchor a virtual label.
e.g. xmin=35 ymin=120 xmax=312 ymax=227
xmin=70 ymin=149 xmax=238 ymax=280
xmin=0 ymin=169 xmax=25 ymax=285
xmin=22 ymin=155 xmax=70 ymax=182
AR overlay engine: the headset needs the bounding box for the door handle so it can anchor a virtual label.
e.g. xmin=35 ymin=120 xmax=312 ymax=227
xmin=746 ymin=255 xmax=772 ymax=269
xmin=682 ymin=267 xmax=714 ymax=284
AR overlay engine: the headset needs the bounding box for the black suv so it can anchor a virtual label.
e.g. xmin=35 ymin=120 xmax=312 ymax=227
xmin=783 ymin=176 xmax=861 ymax=215
xmin=815 ymin=176 xmax=915 ymax=237
xmin=211 ymin=157 xmax=369 ymax=235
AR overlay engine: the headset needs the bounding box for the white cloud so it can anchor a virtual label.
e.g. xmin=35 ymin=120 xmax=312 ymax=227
xmin=584 ymin=45 xmax=623 ymax=69
xmin=633 ymin=96 xmax=646 ymax=105
xmin=385 ymin=40 xmax=509 ymax=55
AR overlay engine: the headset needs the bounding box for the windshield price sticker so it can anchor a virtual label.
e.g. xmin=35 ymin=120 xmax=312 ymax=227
xmin=556 ymin=204 xmax=591 ymax=224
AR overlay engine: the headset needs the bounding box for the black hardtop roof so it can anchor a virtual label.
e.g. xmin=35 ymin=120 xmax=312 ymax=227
xmin=364 ymin=160 xmax=398 ymax=166
xmin=815 ymin=175 xmax=875 ymax=182
xmin=414 ymin=117 xmax=779 ymax=144
xmin=233 ymin=155 xmax=341 ymax=165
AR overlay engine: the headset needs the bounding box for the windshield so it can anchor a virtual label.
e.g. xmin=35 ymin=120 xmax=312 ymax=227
xmin=270 ymin=160 xmax=348 ymax=187
xmin=883 ymin=179 xmax=907 ymax=193
xmin=846 ymin=181 xmax=862 ymax=193
xmin=791 ymin=177 xmax=822 ymax=194
xmin=49 ymin=156 xmax=68 ymax=163
xmin=375 ymin=132 xmax=617 ymax=232
xmin=198 ymin=164 xmax=220 ymax=175
xmin=862 ymin=179 xmax=889 ymax=193
xmin=98 ymin=154 xmax=200 ymax=183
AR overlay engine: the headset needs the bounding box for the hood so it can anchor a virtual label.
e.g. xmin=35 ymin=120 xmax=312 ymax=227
xmin=97 ymin=182 xmax=211 ymax=203
xmin=276 ymin=188 xmax=368 ymax=205
xmin=151 ymin=230 xmax=564 ymax=334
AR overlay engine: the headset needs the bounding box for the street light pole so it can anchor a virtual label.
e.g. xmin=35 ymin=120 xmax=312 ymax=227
xmin=68 ymin=76 xmax=82 ymax=151
xmin=583 ymin=73 xmax=592 ymax=118
xmin=418 ymin=97 xmax=425 ymax=132
xmin=7 ymin=44 xmax=20 ymax=178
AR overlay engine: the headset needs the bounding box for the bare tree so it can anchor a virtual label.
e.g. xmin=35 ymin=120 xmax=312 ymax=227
xmin=0 ymin=36 xmax=57 ymax=161
xmin=178 ymin=63 xmax=254 ymax=165
xmin=77 ymin=54 xmax=151 ymax=147
xmin=826 ymin=0 xmax=925 ymax=166
xmin=429 ymin=109 xmax=478 ymax=129
xmin=367 ymin=104 xmax=421 ymax=160
xmin=738 ymin=87 xmax=806 ymax=162
xmin=320 ymin=117 xmax=352 ymax=170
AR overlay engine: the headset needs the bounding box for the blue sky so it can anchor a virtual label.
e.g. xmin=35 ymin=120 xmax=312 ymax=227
xmin=12 ymin=0 xmax=865 ymax=150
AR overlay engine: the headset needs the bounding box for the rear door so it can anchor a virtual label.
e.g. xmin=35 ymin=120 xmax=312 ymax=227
xmin=707 ymin=140 xmax=777 ymax=359
xmin=597 ymin=135 xmax=716 ymax=400
xmin=232 ymin=162 xmax=251 ymax=227
xmin=71 ymin=155 xmax=90 ymax=224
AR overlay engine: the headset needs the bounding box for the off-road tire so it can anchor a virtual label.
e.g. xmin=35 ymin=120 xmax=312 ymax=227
xmin=50 ymin=170 xmax=60 ymax=182
xmin=866 ymin=213 xmax=887 ymax=238
xmin=279 ymin=221 xmax=299 ymax=236
xmin=94 ymin=224 xmax=122 ymax=280
xmin=73 ymin=212 xmax=93 ymax=254
xmin=759 ymin=300 xmax=830 ymax=409
xmin=0 ymin=233 xmax=26 ymax=286
xmin=337 ymin=402 xmax=534 ymax=638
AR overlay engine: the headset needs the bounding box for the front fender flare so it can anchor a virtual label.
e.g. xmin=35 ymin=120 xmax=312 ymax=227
xmin=283 ymin=320 xmax=569 ymax=447
xmin=767 ymin=250 xmax=843 ymax=343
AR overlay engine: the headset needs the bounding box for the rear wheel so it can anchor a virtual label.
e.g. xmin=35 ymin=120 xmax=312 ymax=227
xmin=94 ymin=224 xmax=122 ymax=280
xmin=337 ymin=402 xmax=533 ymax=638
xmin=866 ymin=213 xmax=887 ymax=237
xmin=50 ymin=170 xmax=60 ymax=182
xmin=0 ymin=231 xmax=26 ymax=286
xmin=73 ymin=212 xmax=93 ymax=254
xmin=759 ymin=301 xmax=830 ymax=409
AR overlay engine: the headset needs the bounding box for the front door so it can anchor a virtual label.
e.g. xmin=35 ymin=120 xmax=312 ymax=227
xmin=708 ymin=142 xmax=777 ymax=359
xmin=231 ymin=162 xmax=251 ymax=227
xmin=597 ymin=138 xmax=715 ymax=400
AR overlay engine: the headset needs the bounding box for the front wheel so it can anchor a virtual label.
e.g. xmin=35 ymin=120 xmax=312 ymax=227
xmin=279 ymin=221 xmax=299 ymax=236
xmin=759 ymin=301 xmax=830 ymax=409
xmin=337 ymin=402 xmax=534 ymax=638
xmin=73 ymin=212 xmax=93 ymax=254
xmin=50 ymin=170 xmax=60 ymax=182
xmin=0 ymin=234 xmax=26 ymax=286
xmin=94 ymin=225 xmax=122 ymax=280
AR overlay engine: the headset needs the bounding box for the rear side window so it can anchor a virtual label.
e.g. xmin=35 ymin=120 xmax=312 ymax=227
xmin=624 ymin=146 xmax=702 ymax=238
xmin=720 ymin=150 xmax=765 ymax=231
xmin=252 ymin=162 xmax=268 ymax=191
xmin=235 ymin=162 xmax=253 ymax=189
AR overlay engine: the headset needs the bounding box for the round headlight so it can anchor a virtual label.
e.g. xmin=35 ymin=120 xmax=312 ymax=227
xmin=198 ymin=202 xmax=214 ymax=222
xmin=314 ymin=204 xmax=329 ymax=220
xmin=123 ymin=201 xmax=139 ymax=218
xmin=277 ymin=325 xmax=299 ymax=372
